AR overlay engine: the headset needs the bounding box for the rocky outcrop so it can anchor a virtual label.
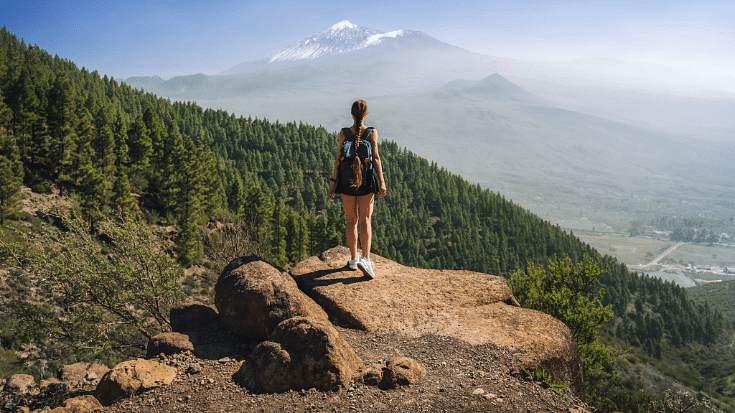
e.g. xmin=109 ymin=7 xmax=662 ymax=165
xmin=145 ymin=332 xmax=195 ymax=359
xmin=234 ymin=317 xmax=362 ymax=393
xmin=94 ymin=359 xmax=177 ymax=406
xmin=291 ymin=246 xmax=584 ymax=398
xmin=215 ymin=256 xmax=330 ymax=339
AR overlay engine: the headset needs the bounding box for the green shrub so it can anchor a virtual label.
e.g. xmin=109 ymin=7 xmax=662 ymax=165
xmin=509 ymin=254 xmax=618 ymax=402
xmin=1 ymin=211 xmax=185 ymax=362
xmin=0 ymin=347 xmax=27 ymax=379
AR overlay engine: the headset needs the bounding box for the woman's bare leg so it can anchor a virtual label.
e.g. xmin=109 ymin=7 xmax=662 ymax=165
xmin=342 ymin=195 xmax=359 ymax=259
xmin=357 ymin=194 xmax=375 ymax=260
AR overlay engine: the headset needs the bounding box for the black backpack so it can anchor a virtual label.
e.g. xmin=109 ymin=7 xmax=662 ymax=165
xmin=339 ymin=127 xmax=374 ymax=190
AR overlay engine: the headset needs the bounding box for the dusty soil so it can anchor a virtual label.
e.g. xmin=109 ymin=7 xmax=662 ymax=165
xmin=89 ymin=320 xmax=590 ymax=413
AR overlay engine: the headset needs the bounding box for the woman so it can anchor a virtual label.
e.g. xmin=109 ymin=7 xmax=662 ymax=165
xmin=327 ymin=100 xmax=387 ymax=279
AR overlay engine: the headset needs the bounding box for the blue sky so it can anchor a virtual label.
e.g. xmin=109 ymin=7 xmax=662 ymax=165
xmin=3 ymin=0 xmax=734 ymax=85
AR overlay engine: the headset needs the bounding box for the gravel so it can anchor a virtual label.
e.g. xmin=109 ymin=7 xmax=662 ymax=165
xmin=95 ymin=322 xmax=591 ymax=413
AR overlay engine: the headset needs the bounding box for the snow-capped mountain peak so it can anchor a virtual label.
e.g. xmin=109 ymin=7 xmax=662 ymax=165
xmin=329 ymin=20 xmax=358 ymax=31
xmin=268 ymin=21 xmax=409 ymax=63
xmin=365 ymin=30 xmax=405 ymax=46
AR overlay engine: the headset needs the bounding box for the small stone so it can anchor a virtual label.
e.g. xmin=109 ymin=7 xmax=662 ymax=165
xmin=86 ymin=371 xmax=98 ymax=380
xmin=186 ymin=363 xmax=202 ymax=375
xmin=208 ymin=378 xmax=214 ymax=384
xmin=218 ymin=357 xmax=231 ymax=364
xmin=484 ymin=393 xmax=497 ymax=400
xmin=473 ymin=388 xmax=485 ymax=395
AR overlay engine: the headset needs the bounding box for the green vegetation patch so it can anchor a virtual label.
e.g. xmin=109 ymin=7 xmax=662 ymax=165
xmin=688 ymin=280 xmax=735 ymax=322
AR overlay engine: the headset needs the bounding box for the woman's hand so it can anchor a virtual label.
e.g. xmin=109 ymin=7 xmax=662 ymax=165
xmin=327 ymin=181 xmax=336 ymax=199
xmin=377 ymin=182 xmax=387 ymax=198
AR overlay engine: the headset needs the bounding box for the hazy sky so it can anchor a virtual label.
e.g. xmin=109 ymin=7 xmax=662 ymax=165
xmin=3 ymin=0 xmax=734 ymax=88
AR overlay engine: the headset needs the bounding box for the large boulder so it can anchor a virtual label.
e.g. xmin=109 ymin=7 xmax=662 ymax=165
xmin=214 ymin=256 xmax=329 ymax=339
xmin=291 ymin=246 xmax=585 ymax=399
xmin=169 ymin=301 xmax=219 ymax=333
xmin=93 ymin=359 xmax=177 ymax=406
xmin=145 ymin=332 xmax=194 ymax=359
xmin=5 ymin=374 xmax=35 ymax=394
xmin=234 ymin=317 xmax=362 ymax=393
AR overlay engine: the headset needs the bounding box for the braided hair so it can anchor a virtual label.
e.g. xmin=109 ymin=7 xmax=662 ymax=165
xmin=350 ymin=100 xmax=369 ymax=189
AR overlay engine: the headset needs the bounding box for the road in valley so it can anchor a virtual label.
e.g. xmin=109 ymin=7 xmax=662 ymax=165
xmin=632 ymin=242 xmax=687 ymax=269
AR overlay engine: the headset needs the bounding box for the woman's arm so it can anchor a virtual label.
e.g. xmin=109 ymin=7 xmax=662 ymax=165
xmin=369 ymin=130 xmax=387 ymax=198
xmin=327 ymin=130 xmax=346 ymax=200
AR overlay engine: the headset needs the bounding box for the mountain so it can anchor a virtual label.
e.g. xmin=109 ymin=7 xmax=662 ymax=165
xmin=123 ymin=21 xmax=735 ymax=226
xmin=219 ymin=20 xmax=464 ymax=75
xmin=130 ymin=20 xmax=498 ymax=99
xmin=126 ymin=21 xmax=735 ymax=148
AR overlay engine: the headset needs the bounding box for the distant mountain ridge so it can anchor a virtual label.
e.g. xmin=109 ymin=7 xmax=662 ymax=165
xmin=219 ymin=20 xmax=463 ymax=76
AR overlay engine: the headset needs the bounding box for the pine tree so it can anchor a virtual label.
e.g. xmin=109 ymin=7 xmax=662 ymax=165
xmin=110 ymin=173 xmax=136 ymax=215
xmin=126 ymin=115 xmax=151 ymax=188
xmin=143 ymin=108 xmax=167 ymax=189
xmin=112 ymin=113 xmax=129 ymax=171
xmin=228 ymin=173 xmax=246 ymax=216
xmin=93 ymin=106 xmax=116 ymax=180
xmin=158 ymin=123 xmax=185 ymax=212
xmin=9 ymin=47 xmax=46 ymax=165
xmin=47 ymin=71 xmax=78 ymax=194
xmin=242 ymin=185 xmax=272 ymax=242
xmin=170 ymin=140 xmax=215 ymax=267
xmin=0 ymin=134 xmax=24 ymax=225
xmin=77 ymin=160 xmax=109 ymax=231
xmin=270 ymin=200 xmax=287 ymax=267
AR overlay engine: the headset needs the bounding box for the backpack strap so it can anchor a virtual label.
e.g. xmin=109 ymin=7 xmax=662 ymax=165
xmin=342 ymin=127 xmax=352 ymax=140
xmin=343 ymin=127 xmax=374 ymax=142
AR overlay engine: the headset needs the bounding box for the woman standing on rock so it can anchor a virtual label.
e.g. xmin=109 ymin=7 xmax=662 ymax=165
xmin=327 ymin=100 xmax=387 ymax=279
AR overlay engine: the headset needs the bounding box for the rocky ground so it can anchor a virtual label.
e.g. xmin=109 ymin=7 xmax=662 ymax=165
xmin=89 ymin=321 xmax=590 ymax=413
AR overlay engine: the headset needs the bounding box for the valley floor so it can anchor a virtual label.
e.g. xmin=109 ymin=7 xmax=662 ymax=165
xmin=570 ymin=233 xmax=735 ymax=288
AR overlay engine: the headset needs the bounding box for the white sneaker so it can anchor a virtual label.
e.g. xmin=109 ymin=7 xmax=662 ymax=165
xmin=357 ymin=257 xmax=375 ymax=279
xmin=348 ymin=257 xmax=359 ymax=270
